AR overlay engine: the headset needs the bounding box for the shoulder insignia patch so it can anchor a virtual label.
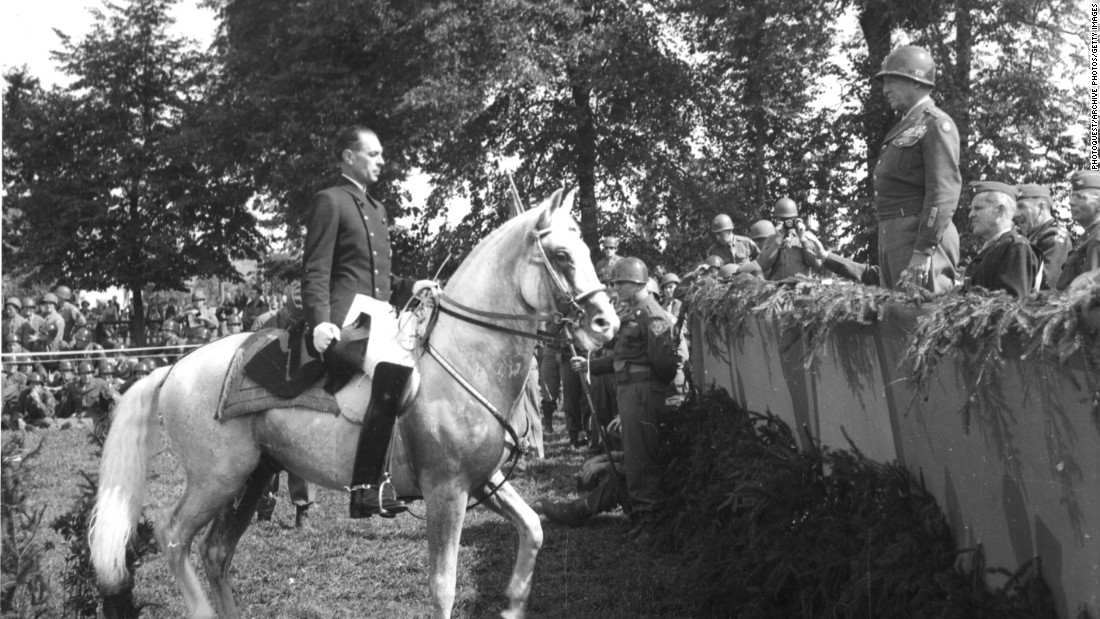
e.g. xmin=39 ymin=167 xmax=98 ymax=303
xmin=940 ymin=121 xmax=952 ymax=132
xmin=649 ymin=320 xmax=670 ymax=336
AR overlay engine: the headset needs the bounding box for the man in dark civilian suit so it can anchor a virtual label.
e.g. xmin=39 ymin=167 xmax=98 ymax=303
xmin=301 ymin=125 xmax=427 ymax=518
xmin=962 ymin=182 xmax=1040 ymax=298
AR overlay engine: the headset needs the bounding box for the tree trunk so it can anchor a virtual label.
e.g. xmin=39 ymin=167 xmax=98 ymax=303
xmin=857 ymin=1 xmax=897 ymax=263
xmin=129 ymin=284 xmax=145 ymax=348
xmin=570 ymin=72 xmax=600 ymax=255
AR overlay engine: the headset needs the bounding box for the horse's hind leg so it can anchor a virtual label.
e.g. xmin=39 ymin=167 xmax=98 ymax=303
xmin=200 ymin=466 xmax=275 ymax=619
xmin=157 ymin=472 xmax=257 ymax=618
xmin=478 ymin=471 xmax=543 ymax=619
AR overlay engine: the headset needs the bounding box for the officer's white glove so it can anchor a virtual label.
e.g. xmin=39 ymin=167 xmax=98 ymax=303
xmin=312 ymin=322 xmax=341 ymax=354
xmin=412 ymin=279 xmax=440 ymax=297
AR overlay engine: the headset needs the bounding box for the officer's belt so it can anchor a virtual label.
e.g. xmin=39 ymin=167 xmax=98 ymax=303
xmin=875 ymin=198 xmax=924 ymax=220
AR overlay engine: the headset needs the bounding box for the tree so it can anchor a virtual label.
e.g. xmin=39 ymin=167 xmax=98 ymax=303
xmin=2 ymin=0 xmax=264 ymax=344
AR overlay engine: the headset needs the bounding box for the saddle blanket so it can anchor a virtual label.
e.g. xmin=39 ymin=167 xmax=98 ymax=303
xmin=216 ymin=330 xmax=340 ymax=421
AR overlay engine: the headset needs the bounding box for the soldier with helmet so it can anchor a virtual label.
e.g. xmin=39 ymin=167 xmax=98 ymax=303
xmin=119 ymin=360 xmax=153 ymax=394
xmin=706 ymin=214 xmax=758 ymax=266
xmin=1013 ymin=183 xmax=1070 ymax=289
xmin=2 ymin=333 xmax=23 ymax=354
xmin=183 ymin=290 xmax=219 ymax=338
xmin=741 ymin=198 xmax=823 ymax=280
xmin=1056 ymin=170 xmax=1100 ymax=289
xmin=52 ymin=285 xmax=87 ymax=343
xmin=595 ymin=237 xmax=624 ymax=284
xmin=568 ymin=257 xmax=680 ymax=545
xmin=35 ymin=293 xmax=66 ymax=353
xmin=18 ymin=371 xmax=57 ymax=429
xmin=71 ymin=327 xmax=107 ymax=361
xmin=18 ymin=297 xmax=43 ymax=350
xmin=49 ymin=360 xmax=77 ymax=395
xmin=3 ymin=297 xmax=27 ymax=345
xmin=659 ymin=273 xmax=682 ymax=318
xmin=57 ymin=360 xmax=117 ymax=426
xmin=872 ymin=45 xmax=961 ymax=292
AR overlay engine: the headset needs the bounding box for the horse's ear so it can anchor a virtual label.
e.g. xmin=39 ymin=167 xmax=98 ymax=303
xmin=537 ymin=187 xmax=566 ymax=229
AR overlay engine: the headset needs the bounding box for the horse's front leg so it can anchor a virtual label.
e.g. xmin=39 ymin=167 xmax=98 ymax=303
xmin=425 ymin=484 xmax=470 ymax=619
xmin=479 ymin=470 xmax=542 ymax=619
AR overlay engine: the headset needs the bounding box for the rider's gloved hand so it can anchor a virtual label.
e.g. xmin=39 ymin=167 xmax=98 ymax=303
xmin=312 ymin=322 xmax=341 ymax=354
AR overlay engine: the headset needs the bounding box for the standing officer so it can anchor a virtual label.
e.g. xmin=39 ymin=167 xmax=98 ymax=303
xmin=1014 ymin=183 xmax=1070 ymax=289
xmin=595 ymin=237 xmax=623 ymax=284
xmin=1056 ymin=170 xmax=1100 ymax=290
xmin=570 ymin=257 xmax=679 ymax=544
xmin=872 ymin=45 xmax=961 ymax=292
xmin=706 ymin=214 xmax=758 ymax=266
xmin=3 ymin=298 xmax=27 ymax=343
xmin=53 ymin=285 xmax=86 ymax=344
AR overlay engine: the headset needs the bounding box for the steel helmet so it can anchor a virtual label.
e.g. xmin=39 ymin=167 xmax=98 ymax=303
xmin=599 ymin=236 xmax=620 ymax=249
xmin=58 ymin=360 xmax=75 ymax=372
xmin=26 ymin=371 xmax=44 ymax=384
xmin=21 ymin=297 xmax=36 ymax=309
xmin=39 ymin=293 xmax=59 ymax=306
xmin=609 ymin=257 xmax=649 ymax=285
xmin=773 ymin=198 xmax=799 ymax=219
xmin=2 ymin=333 xmax=19 ymax=345
xmin=717 ymin=263 xmax=741 ymax=280
xmin=53 ymin=285 xmax=73 ymax=300
xmin=710 ymin=214 xmax=735 ymax=233
xmin=191 ymin=290 xmax=207 ymax=301
xmin=227 ymin=313 xmax=242 ymax=326
xmin=98 ymin=360 xmax=117 ymax=375
xmin=874 ymin=45 xmax=935 ymax=87
xmin=135 ymin=360 xmax=153 ymax=375
xmin=190 ymin=327 xmax=211 ymax=341
xmin=73 ymin=327 xmax=93 ymax=345
xmin=704 ymin=255 xmax=725 ymax=268
xmin=5 ymin=297 xmax=20 ymax=310
xmin=77 ymin=361 xmax=94 ymax=374
xmin=749 ymin=219 xmax=776 ymax=239
xmin=162 ymin=320 xmax=181 ymax=335
xmin=660 ymin=273 xmax=681 ymax=286
xmin=645 ymin=277 xmax=660 ymax=296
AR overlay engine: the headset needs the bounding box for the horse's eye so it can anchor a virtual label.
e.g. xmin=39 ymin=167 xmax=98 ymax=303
xmin=554 ymin=250 xmax=572 ymax=263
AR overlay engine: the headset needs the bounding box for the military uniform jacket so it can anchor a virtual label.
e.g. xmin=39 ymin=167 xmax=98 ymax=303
xmin=302 ymin=178 xmax=394 ymax=330
xmin=58 ymin=378 xmax=115 ymax=418
xmin=595 ymin=254 xmax=623 ymax=284
xmin=873 ymin=99 xmax=961 ymax=254
xmin=705 ymin=237 xmax=758 ymax=265
xmin=1027 ymin=218 xmax=1071 ymax=290
xmin=1056 ymin=220 xmax=1100 ymax=290
xmin=589 ymin=294 xmax=678 ymax=384
xmin=962 ymin=230 xmax=1040 ymax=298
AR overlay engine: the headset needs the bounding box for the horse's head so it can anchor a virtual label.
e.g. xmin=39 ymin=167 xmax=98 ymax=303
xmin=520 ymin=188 xmax=619 ymax=351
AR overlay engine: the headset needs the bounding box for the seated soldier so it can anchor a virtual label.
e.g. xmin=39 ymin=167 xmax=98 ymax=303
xmin=19 ymin=372 xmax=57 ymax=429
xmin=540 ymin=419 xmax=627 ymax=527
xmin=57 ymin=361 xmax=118 ymax=426
xmin=962 ymin=181 xmax=1040 ymax=297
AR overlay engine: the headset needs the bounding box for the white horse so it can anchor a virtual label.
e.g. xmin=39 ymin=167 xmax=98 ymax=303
xmin=89 ymin=188 xmax=619 ymax=618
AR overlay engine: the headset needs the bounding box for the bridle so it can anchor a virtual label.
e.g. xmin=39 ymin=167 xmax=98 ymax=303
xmin=422 ymin=222 xmax=605 ymax=505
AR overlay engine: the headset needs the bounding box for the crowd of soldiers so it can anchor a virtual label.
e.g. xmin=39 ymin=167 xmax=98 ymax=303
xmin=0 ymin=285 xmax=274 ymax=431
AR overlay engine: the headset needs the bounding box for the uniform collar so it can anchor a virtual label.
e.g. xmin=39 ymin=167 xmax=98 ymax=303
xmin=978 ymin=228 xmax=1014 ymax=254
xmin=341 ymin=174 xmax=367 ymax=195
xmin=885 ymin=97 xmax=935 ymax=142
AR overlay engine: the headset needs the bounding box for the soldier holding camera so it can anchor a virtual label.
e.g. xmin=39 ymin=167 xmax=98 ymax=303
xmin=741 ymin=198 xmax=822 ymax=280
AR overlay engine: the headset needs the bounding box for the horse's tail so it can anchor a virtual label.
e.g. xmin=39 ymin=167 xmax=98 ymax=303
xmin=89 ymin=366 xmax=169 ymax=594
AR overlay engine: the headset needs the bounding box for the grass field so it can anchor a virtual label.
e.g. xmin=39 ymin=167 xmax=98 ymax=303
xmin=13 ymin=414 xmax=696 ymax=619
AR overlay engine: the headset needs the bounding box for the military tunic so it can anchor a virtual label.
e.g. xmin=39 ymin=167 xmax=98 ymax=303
xmin=705 ymin=236 xmax=758 ymax=266
xmin=1027 ymin=218 xmax=1071 ymax=290
xmin=1056 ymin=220 xmax=1100 ymax=290
xmin=873 ymin=98 xmax=961 ymax=291
xmin=962 ymin=230 xmax=1040 ymax=298
xmin=589 ymin=294 xmax=678 ymax=513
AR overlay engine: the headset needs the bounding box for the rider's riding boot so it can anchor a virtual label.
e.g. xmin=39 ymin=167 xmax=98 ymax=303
xmin=540 ymin=399 xmax=556 ymax=434
xmin=350 ymin=362 xmax=412 ymax=519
